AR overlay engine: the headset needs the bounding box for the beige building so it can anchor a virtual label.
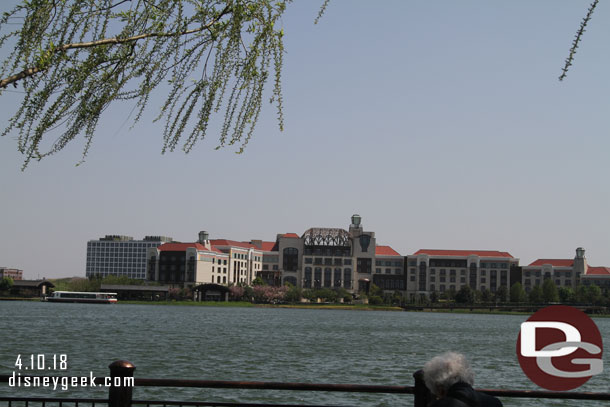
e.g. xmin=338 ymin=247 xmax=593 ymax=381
xmin=256 ymin=215 xmax=403 ymax=293
xmin=146 ymin=231 xmax=262 ymax=288
xmin=405 ymin=249 xmax=520 ymax=300
xmin=0 ymin=267 xmax=23 ymax=280
xmin=523 ymin=247 xmax=610 ymax=291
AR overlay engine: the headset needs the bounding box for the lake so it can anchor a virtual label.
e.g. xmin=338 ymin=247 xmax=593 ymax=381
xmin=1 ymin=301 xmax=608 ymax=406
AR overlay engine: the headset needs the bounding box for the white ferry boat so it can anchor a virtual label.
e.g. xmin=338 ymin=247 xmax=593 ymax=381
xmin=45 ymin=291 xmax=118 ymax=304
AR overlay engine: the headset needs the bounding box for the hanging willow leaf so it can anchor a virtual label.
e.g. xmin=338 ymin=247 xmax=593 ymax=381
xmin=0 ymin=0 xmax=303 ymax=169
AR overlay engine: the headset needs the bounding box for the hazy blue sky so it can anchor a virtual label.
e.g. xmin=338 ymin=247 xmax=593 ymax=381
xmin=1 ymin=1 xmax=609 ymax=279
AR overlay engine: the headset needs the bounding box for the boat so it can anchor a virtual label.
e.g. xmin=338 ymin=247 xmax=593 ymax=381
xmin=44 ymin=291 xmax=118 ymax=304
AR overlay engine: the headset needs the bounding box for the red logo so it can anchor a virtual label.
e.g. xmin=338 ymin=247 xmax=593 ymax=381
xmin=516 ymin=305 xmax=603 ymax=391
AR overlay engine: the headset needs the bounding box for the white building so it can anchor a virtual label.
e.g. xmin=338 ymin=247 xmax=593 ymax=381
xmin=146 ymin=231 xmax=262 ymax=288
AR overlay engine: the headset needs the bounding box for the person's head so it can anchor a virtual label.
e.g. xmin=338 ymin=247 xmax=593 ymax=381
xmin=423 ymin=352 xmax=475 ymax=397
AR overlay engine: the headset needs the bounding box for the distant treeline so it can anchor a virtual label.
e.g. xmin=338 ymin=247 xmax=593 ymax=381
xmin=50 ymin=275 xmax=159 ymax=292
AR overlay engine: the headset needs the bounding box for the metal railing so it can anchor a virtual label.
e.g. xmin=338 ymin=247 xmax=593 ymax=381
xmin=1 ymin=360 xmax=610 ymax=406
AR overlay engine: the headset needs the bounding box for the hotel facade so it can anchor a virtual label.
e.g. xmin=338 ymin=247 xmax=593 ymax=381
xmin=86 ymin=216 xmax=610 ymax=297
xmin=256 ymin=215 xmax=405 ymax=293
xmin=522 ymin=248 xmax=610 ymax=291
xmin=86 ymin=235 xmax=173 ymax=280
xmin=404 ymin=249 xmax=521 ymax=301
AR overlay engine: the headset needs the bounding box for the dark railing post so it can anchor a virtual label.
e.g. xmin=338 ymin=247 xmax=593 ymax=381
xmin=108 ymin=360 xmax=135 ymax=407
xmin=413 ymin=369 xmax=432 ymax=407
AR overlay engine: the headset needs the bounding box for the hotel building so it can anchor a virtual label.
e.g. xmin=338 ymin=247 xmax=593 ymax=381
xmin=146 ymin=231 xmax=263 ymax=287
xmin=255 ymin=215 xmax=404 ymax=293
xmin=522 ymin=247 xmax=610 ymax=290
xmin=0 ymin=267 xmax=23 ymax=280
xmin=404 ymin=249 xmax=520 ymax=300
xmin=86 ymin=235 xmax=173 ymax=279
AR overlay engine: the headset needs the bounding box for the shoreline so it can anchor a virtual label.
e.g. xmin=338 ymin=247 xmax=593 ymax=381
xmin=3 ymin=297 xmax=608 ymax=317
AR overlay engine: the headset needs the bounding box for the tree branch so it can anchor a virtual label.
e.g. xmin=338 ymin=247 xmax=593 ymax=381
xmin=0 ymin=6 xmax=230 ymax=89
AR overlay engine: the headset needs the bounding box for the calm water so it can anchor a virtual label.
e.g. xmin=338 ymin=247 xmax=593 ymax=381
xmin=0 ymin=302 xmax=608 ymax=406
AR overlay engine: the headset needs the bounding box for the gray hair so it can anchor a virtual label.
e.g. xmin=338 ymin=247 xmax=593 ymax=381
xmin=423 ymin=352 xmax=475 ymax=397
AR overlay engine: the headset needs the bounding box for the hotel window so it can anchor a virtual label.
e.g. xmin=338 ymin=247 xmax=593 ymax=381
xmin=385 ymin=268 xmax=392 ymax=274
xmin=314 ymin=268 xmax=322 ymax=288
xmin=344 ymin=259 xmax=352 ymax=265
xmin=305 ymin=257 xmax=312 ymax=264
xmin=376 ymin=268 xmax=381 ymax=273
xmin=430 ymin=276 xmax=435 ymax=282
xmin=430 ymin=284 xmax=435 ymax=292
xmin=304 ymin=267 xmax=312 ymax=288
xmin=334 ymin=268 xmax=342 ymax=287
xmin=343 ymin=269 xmax=352 ymax=289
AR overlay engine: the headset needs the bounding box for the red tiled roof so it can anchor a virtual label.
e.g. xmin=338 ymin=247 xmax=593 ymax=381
xmin=413 ymin=249 xmax=513 ymax=258
xmin=586 ymin=266 xmax=610 ymax=276
xmin=282 ymin=233 xmax=299 ymax=238
xmin=158 ymin=243 xmax=206 ymax=252
xmin=210 ymin=239 xmax=261 ymax=250
xmin=528 ymin=259 xmax=574 ymax=267
xmin=260 ymin=241 xmax=278 ymax=252
xmin=375 ymin=245 xmax=401 ymax=256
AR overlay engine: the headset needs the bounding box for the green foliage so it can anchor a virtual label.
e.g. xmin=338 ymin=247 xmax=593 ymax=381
xmin=542 ymin=278 xmax=559 ymax=303
xmin=480 ymin=288 xmax=493 ymax=303
xmin=429 ymin=291 xmax=439 ymax=303
xmin=510 ymin=282 xmax=527 ymax=303
xmin=529 ymin=285 xmax=543 ymax=303
xmin=50 ymin=274 xmax=150 ymax=292
xmin=368 ymin=283 xmax=382 ymax=297
xmin=0 ymin=0 xmax=299 ymax=169
xmin=558 ymin=286 xmax=575 ymax=303
xmin=495 ymin=285 xmax=508 ymax=303
xmin=283 ymin=283 xmax=302 ymax=303
xmin=0 ymin=276 xmax=13 ymax=291
xmin=368 ymin=295 xmax=383 ymax=305
xmin=251 ymin=276 xmax=265 ymax=286
xmin=454 ymin=285 xmax=474 ymax=304
xmin=585 ymin=284 xmax=602 ymax=305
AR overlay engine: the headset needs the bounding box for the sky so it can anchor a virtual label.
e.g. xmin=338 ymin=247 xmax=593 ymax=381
xmin=1 ymin=1 xmax=609 ymax=279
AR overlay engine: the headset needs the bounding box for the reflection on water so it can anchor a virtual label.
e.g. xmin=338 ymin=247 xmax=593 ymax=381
xmin=1 ymin=302 xmax=608 ymax=406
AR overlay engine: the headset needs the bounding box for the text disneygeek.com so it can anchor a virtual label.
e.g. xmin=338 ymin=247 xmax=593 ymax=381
xmin=8 ymin=372 xmax=134 ymax=391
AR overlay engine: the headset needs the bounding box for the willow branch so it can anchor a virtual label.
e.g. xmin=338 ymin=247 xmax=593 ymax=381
xmin=559 ymin=0 xmax=599 ymax=81
xmin=0 ymin=6 xmax=230 ymax=89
